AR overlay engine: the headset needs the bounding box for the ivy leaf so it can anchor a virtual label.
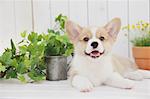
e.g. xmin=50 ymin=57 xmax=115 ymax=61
xmin=28 ymin=70 xmax=45 ymax=82
xmin=20 ymin=31 xmax=27 ymax=38
xmin=48 ymin=29 xmax=55 ymax=34
xmin=56 ymin=35 xmax=63 ymax=42
xmin=17 ymin=73 xmax=26 ymax=83
xmin=5 ymin=68 xmax=17 ymax=79
xmin=55 ymin=14 xmax=61 ymax=21
xmin=0 ymin=50 xmax=12 ymax=65
xmin=19 ymin=45 xmax=27 ymax=54
xmin=10 ymin=59 xmax=18 ymax=68
xmin=11 ymin=39 xmax=16 ymax=56
xmin=38 ymin=34 xmax=43 ymax=41
xmin=28 ymin=32 xmax=38 ymax=43
xmin=55 ymin=14 xmax=67 ymax=29
xmin=64 ymin=49 xmax=73 ymax=56
xmin=61 ymin=35 xmax=70 ymax=44
xmin=0 ymin=63 xmax=6 ymax=72
xmin=24 ymin=58 xmax=31 ymax=68
xmin=17 ymin=62 xmax=27 ymax=74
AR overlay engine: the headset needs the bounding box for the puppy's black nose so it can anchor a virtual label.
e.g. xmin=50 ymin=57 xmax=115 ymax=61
xmin=91 ymin=42 xmax=98 ymax=49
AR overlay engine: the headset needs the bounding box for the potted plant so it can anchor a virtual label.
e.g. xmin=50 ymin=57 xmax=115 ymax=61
xmin=44 ymin=14 xmax=73 ymax=81
xmin=123 ymin=20 xmax=150 ymax=70
xmin=0 ymin=14 xmax=73 ymax=82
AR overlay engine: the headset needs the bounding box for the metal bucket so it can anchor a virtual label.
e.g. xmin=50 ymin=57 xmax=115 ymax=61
xmin=45 ymin=56 xmax=68 ymax=81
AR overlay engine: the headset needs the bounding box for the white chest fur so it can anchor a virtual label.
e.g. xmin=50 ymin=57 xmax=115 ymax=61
xmin=71 ymin=55 xmax=114 ymax=86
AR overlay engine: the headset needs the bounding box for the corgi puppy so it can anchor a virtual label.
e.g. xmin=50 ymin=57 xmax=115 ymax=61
xmin=65 ymin=18 xmax=150 ymax=92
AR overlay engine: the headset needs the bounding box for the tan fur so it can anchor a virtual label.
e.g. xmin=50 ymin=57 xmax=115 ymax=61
xmin=111 ymin=54 xmax=138 ymax=75
xmin=104 ymin=18 xmax=121 ymax=39
xmin=79 ymin=28 xmax=92 ymax=41
xmin=96 ymin=28 xmax=115 ymax=51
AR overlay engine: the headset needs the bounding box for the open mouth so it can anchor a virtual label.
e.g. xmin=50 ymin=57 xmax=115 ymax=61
xmin=85 ymin=50 xmax=105 ymax=58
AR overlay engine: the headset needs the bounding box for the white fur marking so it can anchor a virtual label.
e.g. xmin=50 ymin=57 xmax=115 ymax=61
xmin=90 ymin=27 xmax=97 ymax=39
xmin=72 ymin=75 xmax=93 ymax=92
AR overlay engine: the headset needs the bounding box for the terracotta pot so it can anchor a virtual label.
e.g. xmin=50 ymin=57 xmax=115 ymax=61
xmin=132 ymin=47 xmax=150 ymax=70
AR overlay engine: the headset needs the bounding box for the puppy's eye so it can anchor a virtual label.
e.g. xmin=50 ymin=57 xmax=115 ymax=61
xmin=99 ymin=36 xmax=105 ymax=41
xmin=83 ymin=37 xmax=89 ymax=42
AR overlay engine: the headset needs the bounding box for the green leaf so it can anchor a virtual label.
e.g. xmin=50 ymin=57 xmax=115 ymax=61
xmin=64 ymin=49 xmax=73 ymax=56
xmin=20 ymin=31 xmax=27 ymax=38
xmin=17 ymin=73 xmax=26 ymax=83
xmin=17 ymin=61 xmax=27 ymax=74
xmin=38 ymin=34 xmax=43 ymax=41
xmin=10 ymin=59 xmax=18 ymax=68
xmin=0 ymin=63 xmax=6 ymax=72
xmin=28 ymin=32 xmax=38 ymax=43
xmin=19 ymin=45 xmax=27 ymax=54
xmin=5 ymin=68 xmax=17 ymax=79
xmin=55 ymin=14 xmax=62 ymax=22
xmin=48 ymin=29 xmax=55 ymax=34
xmin=56 ymin=35 xmax=63 ymax=42
xmin=55 ymin=14 xmax=67 ymax=29
xmin=132 ymin=34 xmax=150 ymax=46
xmin=11 ymin=39 xmax=16 ymax=56
xmin=0 ymin=50 xmax=12 ymax=65
xmin=24 ymin=58 xmax=31 ymax=68
xmin=28 ymin=70 xmax=45 ymax=82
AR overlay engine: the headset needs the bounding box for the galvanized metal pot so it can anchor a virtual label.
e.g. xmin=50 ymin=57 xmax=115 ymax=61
xmin=45 ymin=56 xmax=68 ymax=81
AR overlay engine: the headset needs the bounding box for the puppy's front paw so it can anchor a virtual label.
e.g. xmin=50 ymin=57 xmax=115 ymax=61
xmin=72 ymin=75 xmax=93 ymax=92
xmin=121 ymin=79 xmax=135 ymax=89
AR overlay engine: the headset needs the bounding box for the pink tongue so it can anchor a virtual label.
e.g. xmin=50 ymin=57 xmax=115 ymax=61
xmin=90 ymin=51 xmax=100 ymax=57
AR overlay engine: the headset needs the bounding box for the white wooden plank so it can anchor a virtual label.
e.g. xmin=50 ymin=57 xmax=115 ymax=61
xmin=107 ymin=0 xmax=129 ymax=58
xmin=88 ymin=0 xmax=107 ymax=26
xmin=69 ymin=0 xmax=88 ymax=27
xmin=14 ymin=0 xmax=32 ymax=42
xmin=33 ymin=0 xmax=51 ymax=33
xmin=129 ymin=0 xmax=149 ymax=23
xmin=0 ymin=79 xmax=150 ymax=99
xmin=50 ymin=0 xmax=69 ymax=27
xmin=0 ymin=0 xmax=16 ymax=54
xmin=129 ymin=0 xmax=150 ymax=58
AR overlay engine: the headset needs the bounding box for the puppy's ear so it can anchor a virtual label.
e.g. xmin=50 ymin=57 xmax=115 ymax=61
xmin=104 ymin=18 xmax=121 ymax=39
xmin=65 ymin=20 xmax=82 ymax=43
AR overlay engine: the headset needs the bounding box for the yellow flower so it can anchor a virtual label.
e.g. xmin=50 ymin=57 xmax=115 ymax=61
xmin=142 ymin=23 xmax=148 ymax=28
xmin=132 ymin=25 xmax=135 ymax=29
xmin=127 ymin=25 xmax=130 ymax=30
xmin=136 ymin=25 xmax=141 ymax=29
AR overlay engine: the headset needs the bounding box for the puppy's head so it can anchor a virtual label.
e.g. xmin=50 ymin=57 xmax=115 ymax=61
xmin=65 ymin=18 xmax=121 ymax=59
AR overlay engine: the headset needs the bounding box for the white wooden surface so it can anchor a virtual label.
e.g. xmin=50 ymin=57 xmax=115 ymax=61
xmin=0 ymin=0 xmax=150 ymax=58
xmin=0 ymin=79 xmax=150 ymax=99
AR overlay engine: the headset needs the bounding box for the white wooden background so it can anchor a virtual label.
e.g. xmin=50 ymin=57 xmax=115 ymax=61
xmin=0 ymin=0 xmax=149 ymax=58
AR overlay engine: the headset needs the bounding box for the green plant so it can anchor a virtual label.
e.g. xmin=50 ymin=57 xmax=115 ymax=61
xmin=0 ymin=14 xmax=73 ymax=82
xmin=0 ymin=34 xmax=46 ymax=82
xmin=131 ymin=34 xmax=150 ymax=46
xmin=123 ymin=20 xmax=150 ymax=47
xmin=45 ymin=14 xmax=73 ymax=56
